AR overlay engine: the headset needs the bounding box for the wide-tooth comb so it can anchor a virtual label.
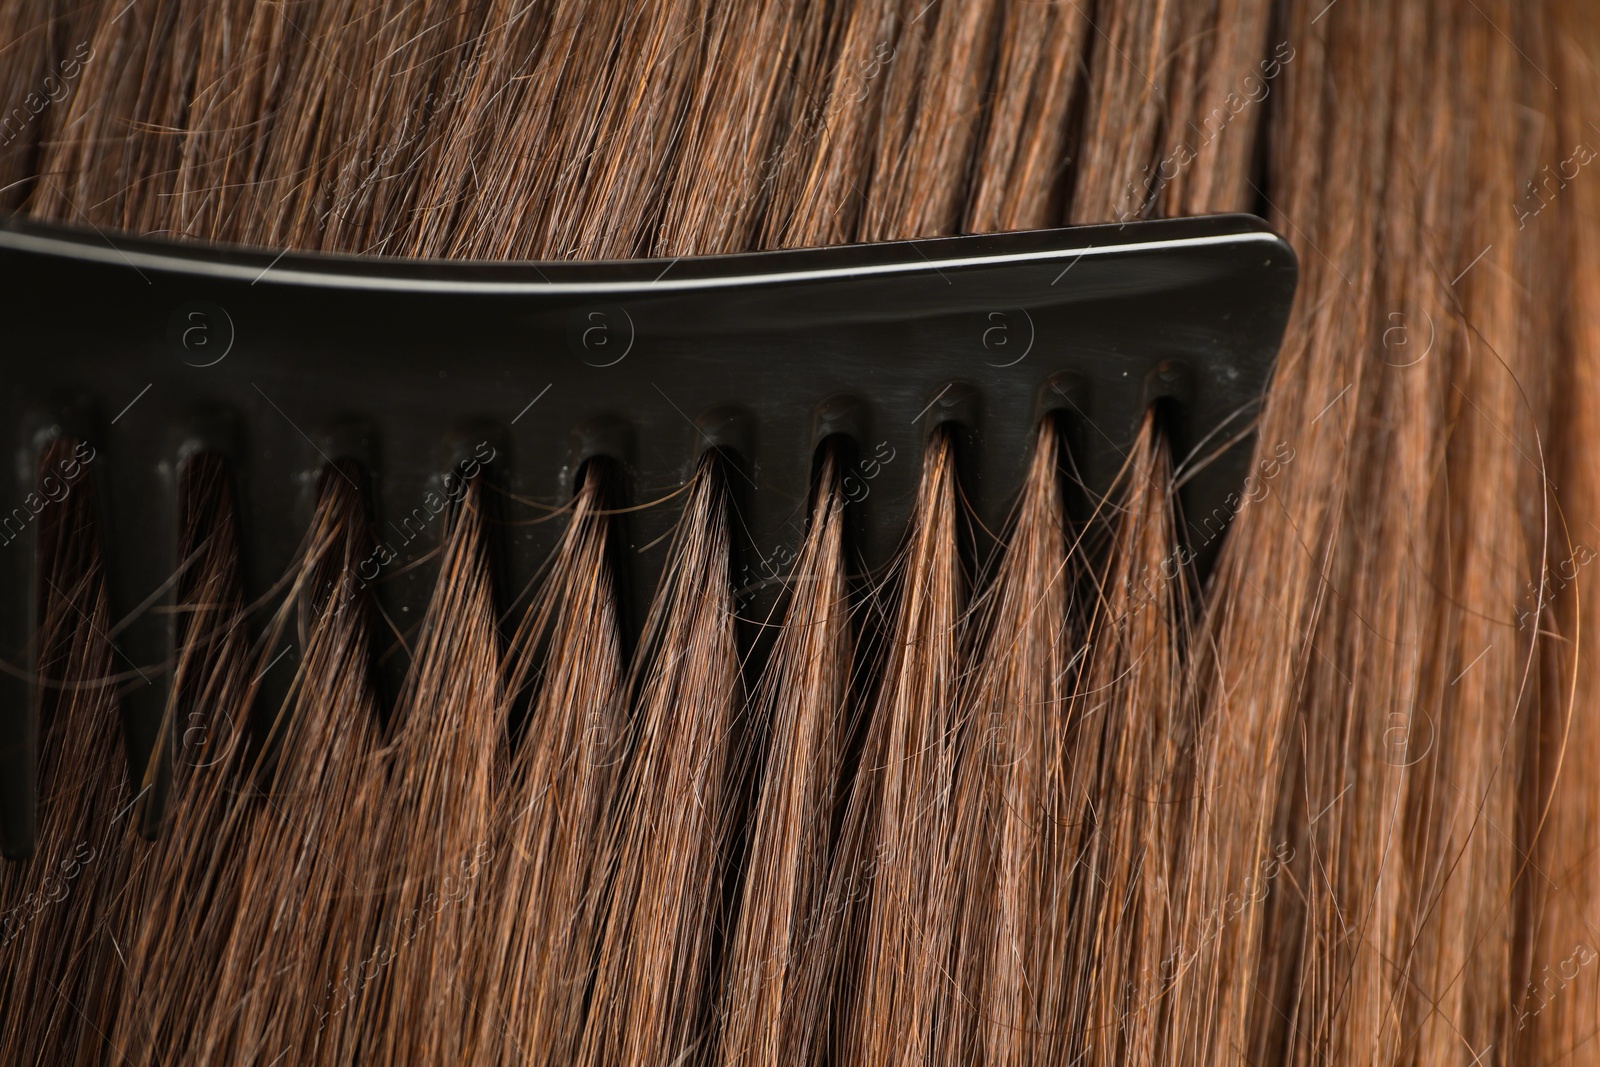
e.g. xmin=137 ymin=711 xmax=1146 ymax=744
xmin=0 ymin=213 xmax=1296 ymax=856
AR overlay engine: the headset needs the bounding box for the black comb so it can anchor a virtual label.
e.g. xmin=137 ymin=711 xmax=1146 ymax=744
xmin=0 ymin=213 xmax=1297 ymax=856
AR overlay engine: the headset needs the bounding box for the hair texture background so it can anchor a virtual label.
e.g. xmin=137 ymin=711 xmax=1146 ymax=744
xmin=1529 ymin=4 xmax=1600 ymax=1062
xmin=102 ymin=454 xmax=252 ymax=1064
xmin=713 ymin=449 xmax=852 ymax=1067
xmin=0 ymin=2 xmax=1591 ymax=1067
xmin=1158 ymin=0 xmax=1273 ymax=216
xmin=468 ymin=463 xmax=625 ymax=1067
xmin=934 ymin=417 xmax=1075 ymax=1067
xmin=344 ymin=476 xmax=504 ymax=1065
xmin=210 ymin=466 xmax=391 ymax=1067
xmin=826 ymin=429 xmax=966 ymax=1067
xmin=1159 ymin=4 xmax=1400 ymax=1061
xmin=100 ymin=465 xmax=390 ymax=1066
xmin=1161 ymin=4 xmax=1564 ymax=1066
xmin=0 ymin=0 xmax=70 ymax=212
xmin=0 ymin=439 xmax=126 ymax=1066
xmin=578 ymin=455 xmax=743 ymax=1067
xmin=962 ymin=2 xmax=1086 ymax=232
xmin=651 ymin=0 xmax=805 ymax=254
xmin=1057 ymin=419 xmax=1192 ymax=1067
xmin=1524 ymin=1 xmax=1600 ymax=1062
xmin=1068 ymin=0 xmax=1183 ymax=226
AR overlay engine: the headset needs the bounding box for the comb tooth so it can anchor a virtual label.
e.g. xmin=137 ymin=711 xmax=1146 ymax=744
xmin=368 ymin=467 xmax=436 ymax=712
xmin=621 ymin=415 xmax=703 ymax=645
xmin=465 ymin=424 xmax=514 ymax=648
xmin=368 ymin=475 xmax=430 ymax=711
xmin=856 ymin=417 xmax=923 ymax=578
xmin=843 ymin=382 xmax=983 ymax=573
xmin=0 ymin=418 xmax=43 ymax=859
xmin=234 ymin=416 xmax=335 ymax=762
xmin=100 ymin=428 xmax=182 ymax=839
xmin=366 ymin=425 xmax=495 ymax=712
xmin=971 ymin=385 xmax=1042 ymax=545
xmin=726 ymin=408 xmax=812 ymax=634
xmin=498 ymin=415 xmax=621 ymax=639
xmin=494 ymin=412 xmax=641 ymax=654
xmin=161 ymin=412 xmax=246 ymax=788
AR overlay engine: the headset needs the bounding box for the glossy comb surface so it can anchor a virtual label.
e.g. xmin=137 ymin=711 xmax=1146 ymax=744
xmin=0 ymin=212 xmax=1297 ymax=855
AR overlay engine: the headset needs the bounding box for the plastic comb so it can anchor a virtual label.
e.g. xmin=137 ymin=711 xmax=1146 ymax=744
xmin=0 ymin=212 xmax=1297 ymax=856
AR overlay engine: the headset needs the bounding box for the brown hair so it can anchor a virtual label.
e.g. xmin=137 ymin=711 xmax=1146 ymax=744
xmin=0 ymin=2 xmax=1588 ymax=1066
